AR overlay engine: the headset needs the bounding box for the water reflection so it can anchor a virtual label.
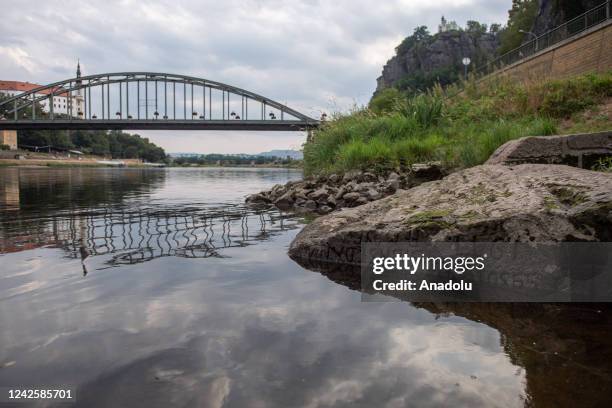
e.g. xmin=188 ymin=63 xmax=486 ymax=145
xmin=1 ymin=233 xmax=527 ymax=408
xmin=0 ymin=167 xmax=300 ymax=271
xmin=0 ymin=167 xmax=530 ymax=408
xmin=0 ymin=168 xmax=19 ymax=211
xmin=2 ymin=168 xmax=610 ymax=407
xmin=291 ymin=258 xmax=612 ymax=407
xmin=3 ymin=205 xmax=297 ymax=272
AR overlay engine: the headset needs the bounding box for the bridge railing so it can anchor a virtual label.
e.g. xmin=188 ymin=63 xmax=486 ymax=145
xmin=476 ymin=0 xmax=611 ymax=77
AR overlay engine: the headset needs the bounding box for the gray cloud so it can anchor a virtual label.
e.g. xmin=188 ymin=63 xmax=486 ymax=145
xmin=0 ymin=0 xmax=510 ymax=153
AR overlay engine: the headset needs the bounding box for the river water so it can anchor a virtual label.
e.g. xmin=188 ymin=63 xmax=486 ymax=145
xmin=0 ymin=167 xmax=610 ymax=407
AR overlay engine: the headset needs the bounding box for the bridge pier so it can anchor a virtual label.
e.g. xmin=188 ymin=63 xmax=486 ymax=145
xmin=0 ymin=130 xmax=17 ymax=150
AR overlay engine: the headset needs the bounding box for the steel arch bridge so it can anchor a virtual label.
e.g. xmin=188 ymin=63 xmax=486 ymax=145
xmin=0 ymin=72 xmax=319 ymax=131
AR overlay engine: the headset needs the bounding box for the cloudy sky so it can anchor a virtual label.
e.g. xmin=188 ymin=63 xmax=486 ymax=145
xmin=0 ymin=0 xmax=509 ymax=153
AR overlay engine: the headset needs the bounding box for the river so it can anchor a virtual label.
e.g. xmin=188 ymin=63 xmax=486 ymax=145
xmin=0 ymin=167 xmax=610 ymax=407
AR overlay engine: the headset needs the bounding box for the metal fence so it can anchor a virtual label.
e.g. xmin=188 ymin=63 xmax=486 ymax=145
xmin=476 ymin=0 xmax=611 ymax=77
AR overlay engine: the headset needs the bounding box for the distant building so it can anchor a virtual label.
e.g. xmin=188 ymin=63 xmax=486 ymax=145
xmin=0 ymin=62 xmax=84 ymax=118
xmin=438 ymin=16 xmax=459 ymax=33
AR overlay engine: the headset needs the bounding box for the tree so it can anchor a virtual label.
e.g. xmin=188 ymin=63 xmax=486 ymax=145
xmin=369 ymin=88 xmax=404 ymax=114
xmin=395 ymin=65 xmax=460 ymax=95
xmin=90 ymin=133 xmax=110 ymax=156
xmin=395 ymin=26 xmax=431 ymax=55
xmin=0 ymin=94 xmax=11 ymax=118
xmin=50 ymin=131 xmax=73 ymax=149
xmin=498 ymin=0 xmax=539 ymax=54
xmin=466 ymin=20 xmax=487 ymax=34
xmin=18 ymin=130 xmax=51 ymax=148
xmin=72 ymin=130 xmax=94 ymax=149
xmin=413 ymin=25 xmax=431 ymax=42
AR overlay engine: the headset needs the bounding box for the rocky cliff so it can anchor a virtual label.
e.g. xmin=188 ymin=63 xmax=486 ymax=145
xmin=531 ymin=0 xmax=606 ymax=35
xmin=375 ymin=29 xmax=499 ymax=93
xmin=376 ymin=0 xmax=604 ymax=93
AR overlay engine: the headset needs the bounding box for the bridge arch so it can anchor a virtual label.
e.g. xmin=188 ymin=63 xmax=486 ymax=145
xmin=0 ymin=72 xmax=318 ymax=131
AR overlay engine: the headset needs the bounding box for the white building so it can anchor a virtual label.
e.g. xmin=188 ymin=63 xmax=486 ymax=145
xmin=438 ymin=16 xmax=459 ymax=33
xmin=0 ymin=62 xmax=84 ymax=118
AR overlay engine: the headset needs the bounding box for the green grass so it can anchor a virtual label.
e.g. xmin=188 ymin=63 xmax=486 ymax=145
xmin=304 ymin=71 xmax=612 ymax=175
xmin=591 ymin=157 xmax=612 ymax=173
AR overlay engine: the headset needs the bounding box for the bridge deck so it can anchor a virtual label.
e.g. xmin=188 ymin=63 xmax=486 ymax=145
xmin=0 ymin=119 xmax=318 ymax=131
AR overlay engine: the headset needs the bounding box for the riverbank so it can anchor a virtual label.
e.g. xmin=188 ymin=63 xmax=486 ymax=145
xmin=0 ymin=150 xmax=157 ymax=168
xmin=169 ymin=162 xmax=302 ymax=169
xmin=243 ymin=72 xmax=612 ymax=265
xmin=248 ymin=130 xmax=611 ymax=214
xmin=0 ymin=159 xmax=162 ymax=168
xmin=304 ymin=72 xmax=611 ymax=175
xmin=246 ymin=131 xmax=612 ymax=264
xmin=246 ymin=163 xmax=446 ymax=214
xmin=0 ymin=159 xmax=303 ymax=169
xmin=288 ymin=163 xmax=612 ymax=264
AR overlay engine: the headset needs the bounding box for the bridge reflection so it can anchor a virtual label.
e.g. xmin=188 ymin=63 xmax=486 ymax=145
xmin=1 ymin=204 xmax=299 ymax=271
xmin=0 ymin=167 xmax=304 ymax=270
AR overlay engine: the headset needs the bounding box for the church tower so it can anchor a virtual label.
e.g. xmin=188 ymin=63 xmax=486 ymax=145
xmin=75 ymin=60 xmax=84 ymax=117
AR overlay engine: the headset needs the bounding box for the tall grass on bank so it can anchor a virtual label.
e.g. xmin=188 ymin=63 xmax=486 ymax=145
xmin=304 ymin=71 xmax=611 ymax=175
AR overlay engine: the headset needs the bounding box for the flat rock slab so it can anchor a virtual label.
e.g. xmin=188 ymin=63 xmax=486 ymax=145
xmin=486 ymin=131 xmax=612 ymax=168
xmin=289 ymin=164 xmax=612 ymax=264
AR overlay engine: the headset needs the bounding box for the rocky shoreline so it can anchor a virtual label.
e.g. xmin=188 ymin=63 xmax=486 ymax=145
xmin=288 ymin=163 xmax=612 ymax=263
xmin=246 ymin=163 xmax=446 ymax=214
xmin=245 ymin=132 xmax=612 ymax=265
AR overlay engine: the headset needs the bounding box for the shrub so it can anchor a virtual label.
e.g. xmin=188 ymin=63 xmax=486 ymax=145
xmin=369 ymin=88 xmax=404 ymax=114
xmin=395 ymin=95 xmax=444 ymax=128
xmin=537 ymin=74 xmax=612 ymax=117
xmin=336 ymin=138 xmax=394 ymax=172
xmin=394 ymin=134 xmax=445 ymax=164
xmin=591 ymin=157 xmax=612 ymax=173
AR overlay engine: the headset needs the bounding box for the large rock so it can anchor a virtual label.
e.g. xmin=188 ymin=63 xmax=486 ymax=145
xmin=531 ymin=1 xmax=603 ymax=36
xmin=245 ymin=193 xmax=270 ymax=204
xmin=308 ymin=187 xmax=330 ymax=201
xmin=376 ymin=30 xmax=499 ymax=92
xmin=289 ymin=164 xmax=612 ymax=264
xmin=273 ymin=191 xmax=294 ymax=210
xmin=410 ymin=162 xmax=445 ymax=180
xmin=486 ymin=131 xmax=612 ymax=168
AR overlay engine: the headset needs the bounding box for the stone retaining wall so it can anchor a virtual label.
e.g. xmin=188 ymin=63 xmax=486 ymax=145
xmin=488 ymin=20 xmax=612 ymax=82
xmin=486 ymin=131 xmax=612 ymax=168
